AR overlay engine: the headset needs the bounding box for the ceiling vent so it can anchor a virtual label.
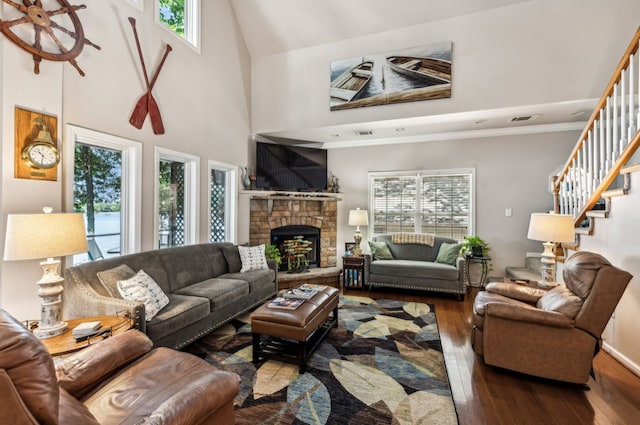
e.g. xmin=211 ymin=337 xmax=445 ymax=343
xmin=510 ymin=114 xmax=541 ymax=122
xmin=355 ymin=130 xmax=374 ymax=136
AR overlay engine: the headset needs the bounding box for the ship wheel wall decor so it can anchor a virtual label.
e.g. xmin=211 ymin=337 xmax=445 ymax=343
xmin=0 ymin=0 xmax=100 ymax=76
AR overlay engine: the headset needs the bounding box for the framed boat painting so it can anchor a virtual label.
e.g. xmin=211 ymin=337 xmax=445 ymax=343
xmin=329 ymin=41 xmax=452 ymax=111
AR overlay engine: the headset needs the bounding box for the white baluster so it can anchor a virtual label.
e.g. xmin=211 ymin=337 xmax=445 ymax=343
xmin=621 ymin=68 xmax=628 ymax=147
xmin=587 ymin=131 xmax=594 ymax=195
xmin=637 ymin=42 xmax=640 ymax=130
xmin=606 ymin=96 xmax=612 ymax=170
xmin=629 ymin=52 xmax=636 ymax=139
xmin=599 ymin=116 xmax=606 ymax=181
xmin=613 ymin=81 xmax=620 ymax=158
xmin=577 ymin=149 xmax=584 ymax=210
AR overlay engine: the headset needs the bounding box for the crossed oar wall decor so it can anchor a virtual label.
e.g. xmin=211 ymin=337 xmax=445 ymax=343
xmin=128 ymin=17 xmax=172 ymax=135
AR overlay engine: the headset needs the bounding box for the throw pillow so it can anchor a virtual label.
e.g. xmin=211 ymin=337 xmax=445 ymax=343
xmin=117 ymin=270 xmax=169 ymax=321
xmin=369 ymin=241 xmax=393 ymax=260
xmin=96 ymin=264 xmax=136 ymax=297
xmin=238 ymin=244 xmax=269 ymax=272
xmin=221 ymin=246 xmax=242 ymax=273
xmin=435 ymin=242 xmax=461 ymax=266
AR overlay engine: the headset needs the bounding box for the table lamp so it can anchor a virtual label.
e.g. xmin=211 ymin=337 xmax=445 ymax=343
xmin=348 ymin=208 xmax=369 ymax=256
xmin=527 ymin=213 xmax=574 ymax=283
xmin=3 ymin=208 xmax=88 ymax=338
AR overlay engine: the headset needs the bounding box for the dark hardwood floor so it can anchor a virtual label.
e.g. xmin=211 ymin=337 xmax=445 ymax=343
xmin=343 ymin=286 xmax=640 ymax=425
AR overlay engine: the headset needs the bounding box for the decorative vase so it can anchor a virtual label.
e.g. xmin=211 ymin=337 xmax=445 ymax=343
xmin=242 ymin=167 xmax=251 ymax=189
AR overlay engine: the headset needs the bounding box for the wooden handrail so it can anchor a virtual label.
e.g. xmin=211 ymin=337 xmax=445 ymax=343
xmin=554 ymin=26 xmax=640 ymax=186
xmin=553 ymin=26 xmax=640 ymax=224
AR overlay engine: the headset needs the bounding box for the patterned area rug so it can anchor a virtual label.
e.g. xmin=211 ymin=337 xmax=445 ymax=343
xmin=185 ymin=295 xmax=458 ymax=425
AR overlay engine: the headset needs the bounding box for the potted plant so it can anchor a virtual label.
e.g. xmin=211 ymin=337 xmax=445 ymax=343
xmin=264 ymin=243 xmax=282 ymax=268
xmin=460 ymin=235 xmax=489 ymax=258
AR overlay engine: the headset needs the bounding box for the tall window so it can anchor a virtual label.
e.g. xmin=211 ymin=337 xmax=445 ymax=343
xmin=66 ymin=126 xmax=142 ymax=263
xmin=370 ymin=169 xmax=474 ymax=240
xmin=208 ymin=161 xmax=237 ymax=243
xmin=155 ymin=148 xmax=199 ymax=248
xmin=156 ymin=0 xmax=200 ymax=50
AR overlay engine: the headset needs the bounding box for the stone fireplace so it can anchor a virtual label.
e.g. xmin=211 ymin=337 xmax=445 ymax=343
xmin=249 ymin=193 xmax=340 ymax=269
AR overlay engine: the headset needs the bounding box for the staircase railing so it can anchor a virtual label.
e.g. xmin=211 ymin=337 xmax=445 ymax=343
xmin=553 ymin=26 xmax=640 ymax=224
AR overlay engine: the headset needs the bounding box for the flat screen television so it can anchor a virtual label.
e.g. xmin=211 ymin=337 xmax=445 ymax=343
xmin=256 ymin=142 xmax=327 ymax=191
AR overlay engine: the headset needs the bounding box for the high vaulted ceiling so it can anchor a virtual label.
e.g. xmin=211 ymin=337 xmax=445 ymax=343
xmin=229 ymin=0 xmax=595 ymax=147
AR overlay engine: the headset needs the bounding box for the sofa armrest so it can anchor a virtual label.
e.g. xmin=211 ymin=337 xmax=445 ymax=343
xmin=486 ymin=281 xmax=548 ymax=304
xmin=143 ymin=370 xmax=240 ymax=425
xmin=64 ymin=267 xmax=146 ymax=332
xmin=486 ymin=302 xmax=574 ymax=328
xmin=56 ymin=330 xmax=153 ymax=399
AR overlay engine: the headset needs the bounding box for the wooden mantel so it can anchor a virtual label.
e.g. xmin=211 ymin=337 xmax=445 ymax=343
xmin=243 ymin=190 xmax=342 ymax=214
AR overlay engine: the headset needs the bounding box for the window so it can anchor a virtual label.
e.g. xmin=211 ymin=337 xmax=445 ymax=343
xmin=156 ymin=0 xmax=200 ymax=50
xmin=369 ymin=169 xmax=474 ymax=240
xmin=65 ymin=126 xmax=142 ymax=263
xmin=155 ymin=148 xmax=199 ymax=248
xmin=208 ymin=160 xmax=238 ymax=243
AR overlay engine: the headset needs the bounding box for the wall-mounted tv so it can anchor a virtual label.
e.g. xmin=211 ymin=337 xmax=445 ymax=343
xmin=256 ymin=142 xmax=327 ymax=191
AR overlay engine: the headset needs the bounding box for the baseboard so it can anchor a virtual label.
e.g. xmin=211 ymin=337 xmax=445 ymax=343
xmin=602 ymin=342 xmax=640 ymax=378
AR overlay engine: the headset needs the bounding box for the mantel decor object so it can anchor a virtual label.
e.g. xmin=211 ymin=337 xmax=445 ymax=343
xmin=3 ymin=208 xmax=88 ymax=338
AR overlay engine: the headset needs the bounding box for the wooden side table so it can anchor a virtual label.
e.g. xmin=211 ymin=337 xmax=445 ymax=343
xmin=342 ymin=255 xmax=365 ymax=289
xmin=36 ymin=315 xmax=133 ymax=356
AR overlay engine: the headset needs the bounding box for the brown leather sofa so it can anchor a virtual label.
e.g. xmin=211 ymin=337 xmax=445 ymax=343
xmin=0 ymin=308 xmax=239 ymax=425
xmin=472 ymin=251 xmax=632 ymax=384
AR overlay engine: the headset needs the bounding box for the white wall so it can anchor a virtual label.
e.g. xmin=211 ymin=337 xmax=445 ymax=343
xmin=328 ymin=131 xmax=577 ymax=275
xmin=577 ymin=172 xmax=640 ymax=375
xmin=251 ymin=0 xmax=640 ymax=134
xmin=0 ymin=0 xmax=252 ymax=320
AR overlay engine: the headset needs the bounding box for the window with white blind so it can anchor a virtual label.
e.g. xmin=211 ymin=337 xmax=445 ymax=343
xmin=369 ymin=169 xmax=474 ymax=240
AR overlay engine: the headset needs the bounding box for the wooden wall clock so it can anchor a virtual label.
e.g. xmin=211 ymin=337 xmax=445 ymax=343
xmin=0 ymin=0 xmax=100 ymax=76
xmin=15 ymin=106 xmax=59 ymax=181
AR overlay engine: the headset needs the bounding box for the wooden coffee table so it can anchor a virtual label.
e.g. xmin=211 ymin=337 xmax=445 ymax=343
xmin=251 ymin=286 xmax=339 ymax=372
xmin=38 ymin=315 xmax=133 ymax=356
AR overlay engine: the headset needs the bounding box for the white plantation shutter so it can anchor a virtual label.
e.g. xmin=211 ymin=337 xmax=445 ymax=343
xmin=370 ymin=169 xmax=473 ymax=239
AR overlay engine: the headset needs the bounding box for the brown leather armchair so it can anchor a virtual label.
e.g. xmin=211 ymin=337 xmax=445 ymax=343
xmin=472 ymin=251 xmax=632 ymax=384
xmin=0 ymin=308 xmax=240 ymax=425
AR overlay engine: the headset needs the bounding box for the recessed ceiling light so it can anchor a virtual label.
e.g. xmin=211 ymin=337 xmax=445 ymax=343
xmin=355 ymin=130 xmax=374 ymax=136
xmin=331 ymin=133 xmax=340 ymax=137
xmin=395 ymin=127 xmax=405 ymax=132
xmin=474 ymin=120 xmax=486 ymax=124
xmin=510 ymin=114 xmax=541 ymax=122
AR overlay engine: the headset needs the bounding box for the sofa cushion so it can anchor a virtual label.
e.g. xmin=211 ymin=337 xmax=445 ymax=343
xmin=370 ymin=259 xmax=459 ymax=280
xmin=174 ymin=278 xmax=250 ymax=310
xmin=435 ymin=242 xmax=461 ymax=266
xmin=238 ymin=245 xmax=269 ymax=272
xmin=222 ymin=245 xmax=242 ymax=273
xmin=118 ymin=270 xmax=170 ymax=321
xmin=537 ymin=285 xmax=582 ymax=318
xmin=158 ymin=245 xmax=214 ymax=292
xmin=369 ymin=240 xmax=393 ymax=260
xmin=145 ymin=294 xmax=210 ymax=342
xmin=222 ymin=269 xmax=276 ymax=293
xmin=96 ymin=264 xmax=136 ymax=297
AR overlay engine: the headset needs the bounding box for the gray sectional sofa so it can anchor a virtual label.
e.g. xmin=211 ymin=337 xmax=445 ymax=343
xmin=64 ymin=243 xmax=277 ymax=349
xmin=364 ymin=234 xmax=467 ymax=300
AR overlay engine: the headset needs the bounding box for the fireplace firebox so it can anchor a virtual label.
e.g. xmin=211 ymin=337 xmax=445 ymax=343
xmin=271 ymin=225 xmax=320 ymax=271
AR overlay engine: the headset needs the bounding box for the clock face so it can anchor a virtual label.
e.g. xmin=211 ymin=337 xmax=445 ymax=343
xmin=22 ymin=143 xmax=60 ymax=169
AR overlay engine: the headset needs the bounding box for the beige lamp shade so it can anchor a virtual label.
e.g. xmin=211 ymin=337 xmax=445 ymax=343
xmin=527 ymin=213 xmax=575 ymax=243
xmin=348 ymin=209 xmax=369 ymax=227
xmin=4 ymin=212 xmax=88 ymax=261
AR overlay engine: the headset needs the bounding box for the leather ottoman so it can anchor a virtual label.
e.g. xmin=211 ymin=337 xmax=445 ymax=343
xmin=251 ymin=286 xmax=339 ymax=372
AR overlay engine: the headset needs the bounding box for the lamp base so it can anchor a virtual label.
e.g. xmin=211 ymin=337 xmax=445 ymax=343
xmin=34 ymin=258 xmax=68 ymax=339
xmin=539 ymin=242 xmax=557 ymax=283
xmin=353 ymin=229 xmax=363 ymax=256
xmin=34 ymin=321 xmax=68 ymax=339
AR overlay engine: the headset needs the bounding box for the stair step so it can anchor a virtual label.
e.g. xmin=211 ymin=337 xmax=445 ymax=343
xmin=620 ymin=163 xmax=640 ymax=174
xmin=587 ymin=210 xmax=608 ymax=218
xmin=602 ymin=188 xmax=628 ymax=198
